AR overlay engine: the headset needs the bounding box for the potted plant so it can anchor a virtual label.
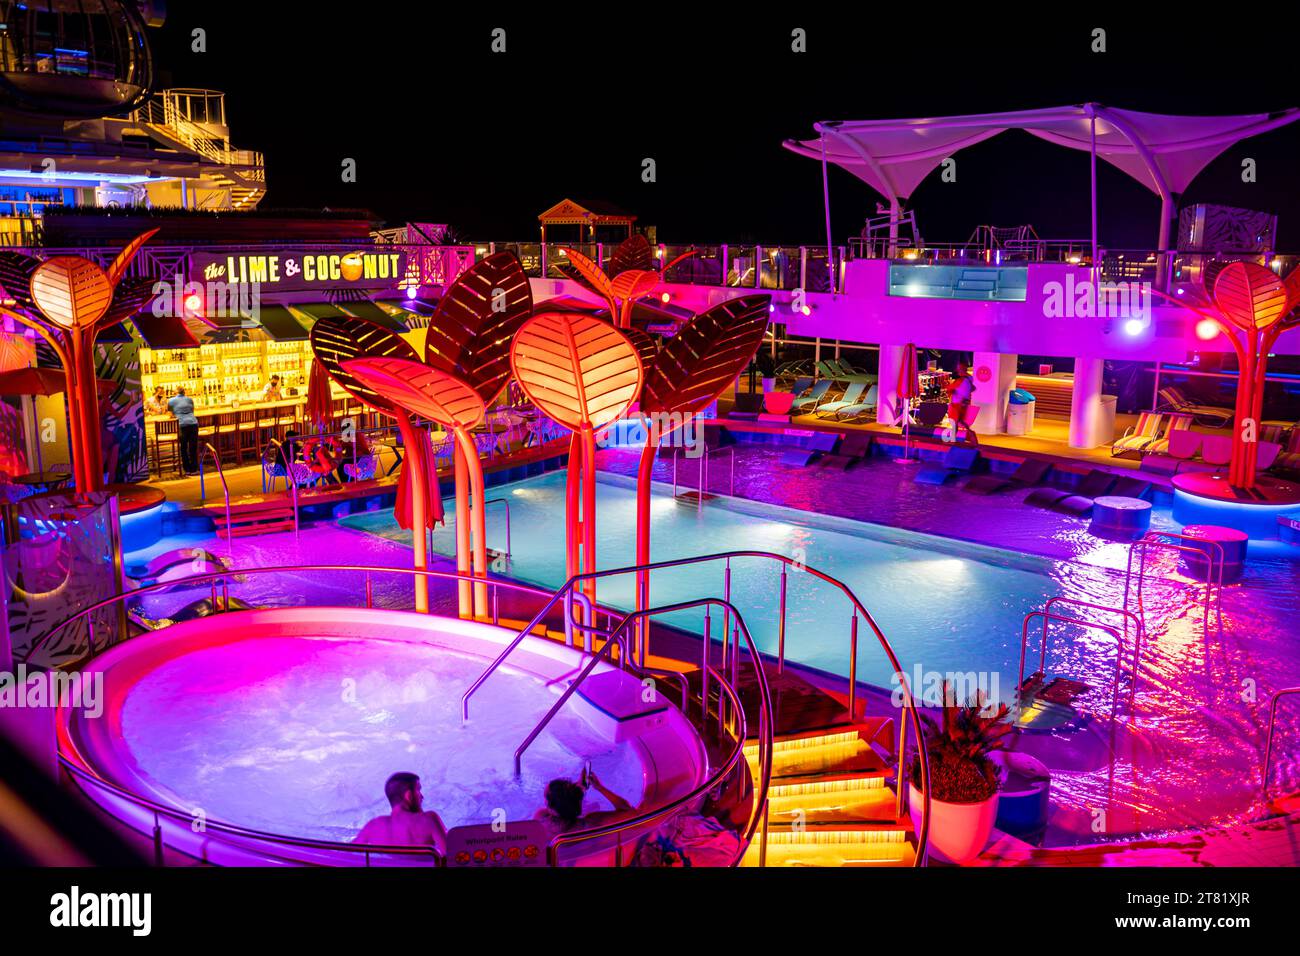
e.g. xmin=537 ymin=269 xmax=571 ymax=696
xmin=908 ymin=684 xmax=1013 ymax=864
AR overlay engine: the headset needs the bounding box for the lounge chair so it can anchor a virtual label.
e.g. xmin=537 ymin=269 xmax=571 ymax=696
xmin=1157 ymin=386 xmax=1233 ymax=426
xmin=1054 ymin=474 xmax=1151 ymax=517
xmin=814 ymin=381 xmax=868 ymax=419
xmin=818 ymin=432 xmax=874 ymax=470
xmin=828 ymin=357 xmax=877 ymax=385
xmin=1200 ymin=433 xmax=1233 ymax=467
xmin=1140 ymin=413 xmax=1193 ymax=456
xmin=1140 ymin=427 xmax=1203 ymax=475
xmin=1026 ymin=469 xmax=1115 ymax=511
xmin=1276 ymin=428 xmax=1300 ymax=474
xmin=1111 ymin=411 xmax=1165 ymax=458
xmin=789 ymin=376 xmax=813 ymax=398
xmin=790 ymin=379 xmax=833 ymax=413
xmin=829 ymin=384 xmax=880 ymax=422
xmin=913 ymin=445 xmax=980 ymax=484
xmin=963 ymin=457 xmax=1052 ymax=495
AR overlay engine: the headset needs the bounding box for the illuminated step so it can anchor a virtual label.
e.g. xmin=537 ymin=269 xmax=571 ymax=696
xmin=744 ymin=729 xmax=863 ymax=758
xmin=741 ymin=829 xmax=914 ymax=867
xmin=747 ymin=737 xmax=889 ymax=781
xmin=766 ymin=777 xmax=897 ymax=824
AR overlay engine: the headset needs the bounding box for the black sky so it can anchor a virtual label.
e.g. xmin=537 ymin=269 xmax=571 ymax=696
xmin=155 ymin=6 xmax=1300 ymax=249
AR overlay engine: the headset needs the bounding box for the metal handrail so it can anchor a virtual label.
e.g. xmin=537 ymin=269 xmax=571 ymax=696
xmin=30 ymin=564 xmax=765 ymax=867
xmin=669 ymin=443 xmax=736 ymax=506
xmin=1124 ymin=531 xmax=1225 ymax=635
xmin=196 ymin=442 xmax=231 ymax=544
xmin=1262 ymin=687 xmax=1300 ymax=808
xmin=1019 ymin=610 xmax=1134 ymax=725
xmin=546 ymin=598 xmax=773 ymax=867
xmin=264 ymin=437 xmax=300 ymax=540
xmin=461 ymin=548 xmax=932 ymax=865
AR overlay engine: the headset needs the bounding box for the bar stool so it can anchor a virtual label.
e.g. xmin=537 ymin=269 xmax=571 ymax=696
xmin=237 ymin=408 xmax=261 ymax=465
xmin=275 ymin=405 xmax=297 ymax=443
xmin=152 ymin=419 xmax=181 ymax=478
xmin=214 ymin=412 xmax=241 ymax=466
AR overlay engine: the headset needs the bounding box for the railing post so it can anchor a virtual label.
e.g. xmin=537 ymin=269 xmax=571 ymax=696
xmin=153 ymin=812 xmax=164 ymax=866
xmin=777 ymin=566 xmax=788 ymax=674
xmin=848 ymin=612 xmax=859 ymax=720
xmin=754 ymin=245 xmax=763 ymax=289
xmin=365 ymin=572 xmax=373 ymax=609
xmin=800 ymin=246 xmax=808 ymax=292
xmin=721 ymin=244 xmax=729 ymax=285
xmin=701 ymin=609 xmax=711 ymax=724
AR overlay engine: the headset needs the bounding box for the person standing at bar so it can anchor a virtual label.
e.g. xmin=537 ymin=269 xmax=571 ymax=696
xmin=169 ymin=386 xmax=200 ymax=476
xmin=261 ymin=375 xmax=283 ymax=403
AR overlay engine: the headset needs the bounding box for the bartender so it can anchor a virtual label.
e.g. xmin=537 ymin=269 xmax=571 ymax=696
xmin=261 ymin=375 xmax=283 ymax=403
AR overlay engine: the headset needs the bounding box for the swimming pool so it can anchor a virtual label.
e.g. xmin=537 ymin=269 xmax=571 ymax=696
xmin=341 ymin=470 xmax=1148 ymax=701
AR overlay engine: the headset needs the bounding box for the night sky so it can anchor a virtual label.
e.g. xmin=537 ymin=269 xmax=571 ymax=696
xmin=156 ymin=8 xmax=1300 ymax=249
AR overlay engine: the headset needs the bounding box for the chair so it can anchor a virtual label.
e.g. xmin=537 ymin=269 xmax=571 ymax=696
xmin=790 ymin=380 xmax=833 ymax=413
xmin=1157 ymin=386 xmax=1233 ymax=426
xmin=1200 ymin=434 xmax=1233 ymax=467
xmin=1111 ymin=411 xmax=1166 ymax=458
xmin=236 ymin=408 xmax=261 ymax=465
xmin=829 ymin=384 xmax=879 ymax=422
xmin=814 ymin=381 xmax=867 ymax=419
xmin=214 ymin=412 xmax=241 ymax=466
xmin=788 ymin=376 xmax=813 ymax=397
xmin=826 ymin=358 xmax=876 ymax=385
xmin=1140 ymin=413 xmax=1193 ymax=456
xmin=817 ymin=432 xmax=874 ymax=470
xmin=963 ymin=457 xmax=1051 ymax=495
xmin=914 ymin=446 xmax=980 ymax=484
xmin=1026 ymin=469 xmax=1115 ymax=511
xmin=1141 ymin=427 xmax=1204 ymax=475
xmin=151 ymin=418 xmax=181 ymax=478
xmin=1275 ymin=428 xmax=1300 ymax=474
xmin=914 ymin=402 xmax=948 ymax=428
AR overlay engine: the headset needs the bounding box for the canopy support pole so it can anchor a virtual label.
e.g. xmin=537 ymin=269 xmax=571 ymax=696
xmin=820 ymin=133 xmax=835 ymax=294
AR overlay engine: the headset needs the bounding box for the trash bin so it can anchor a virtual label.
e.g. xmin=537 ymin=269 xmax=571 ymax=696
xmin=1006 ymin=389 xmax=1035 ymax=436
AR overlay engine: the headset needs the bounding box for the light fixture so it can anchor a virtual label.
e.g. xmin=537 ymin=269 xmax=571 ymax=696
xmin=660 ymin=292 xmax=670 ymax=303
xmin=1123 ymin=318 xmax=1145 ymax=337
xmin=406 ymin=286 xmax=419 ymax=300
xmin=1195 ymin=318 xmax=1219 ymax=341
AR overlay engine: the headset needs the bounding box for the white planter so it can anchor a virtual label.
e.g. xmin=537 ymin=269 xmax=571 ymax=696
xmin=909 ymin=783 xmax=999 ymax=865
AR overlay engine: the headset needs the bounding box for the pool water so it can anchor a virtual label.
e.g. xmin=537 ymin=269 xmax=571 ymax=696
xmin=341 ymin=471 xmax=1150 ymax=701
xmin=118 ymin=635 xmax=646 ymax=842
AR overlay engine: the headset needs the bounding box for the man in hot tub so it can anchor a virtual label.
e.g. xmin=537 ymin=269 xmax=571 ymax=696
xmin=355 ymin=772 xmax=448 ymax=857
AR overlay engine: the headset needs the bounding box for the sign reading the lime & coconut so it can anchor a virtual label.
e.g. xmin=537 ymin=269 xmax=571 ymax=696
xmin=192 ymin=249 xmax=410 ymax=291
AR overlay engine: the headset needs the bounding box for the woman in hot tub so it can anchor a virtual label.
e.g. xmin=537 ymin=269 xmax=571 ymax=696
xmin=535 ymin=767 xmax=634 ymax=836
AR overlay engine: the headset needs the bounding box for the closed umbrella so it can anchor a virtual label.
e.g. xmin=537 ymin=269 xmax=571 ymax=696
xmin=304 ymin=355 xmax=335 ymax=435
xmin=895 ymin=343 xmax=920 ymax=465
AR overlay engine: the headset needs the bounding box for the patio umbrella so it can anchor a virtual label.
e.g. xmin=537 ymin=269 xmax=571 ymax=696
xmin=0 ymin=366 xmax=118 ymax=476
xmin=895 ymin=343 xmax=920 ymax=464
xmin=304 ymin=355 xmax=335 ymax=434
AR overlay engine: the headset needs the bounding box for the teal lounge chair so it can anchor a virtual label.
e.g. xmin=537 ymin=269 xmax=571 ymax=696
xmin=790 ymin=379 xmax=833 ymax=413
xmin=823 ymin=357 xmax=877 ymax=385
xmin=829 ymin=384 xmax=879 ymax=421
xmin=814 ymin=381 xmax=868 ymax=418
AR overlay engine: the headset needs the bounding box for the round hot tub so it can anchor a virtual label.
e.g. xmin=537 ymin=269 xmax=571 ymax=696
xmin=58 ymin=608 xmax=708 ymax=865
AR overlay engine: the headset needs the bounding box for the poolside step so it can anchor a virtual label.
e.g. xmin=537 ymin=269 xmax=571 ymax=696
xmin=741 ymin=827 xmax=915 ymax=867
xmin=207 ymin=500 xmax=296 ymax=537
xmin=766 ymin=777 xmax=900 ymax=825
xmin=745 ymin=720 xmax=895 ymax=782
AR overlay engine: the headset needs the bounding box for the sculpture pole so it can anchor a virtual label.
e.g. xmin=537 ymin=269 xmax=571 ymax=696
xmin=394 ymin=411 xmax=430 ymax=613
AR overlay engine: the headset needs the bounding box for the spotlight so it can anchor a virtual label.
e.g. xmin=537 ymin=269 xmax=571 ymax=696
xmin=660 ymin=292 xmax=670 ymax=303
xmin=183 ymin=293 xmax=203 ymax=316
xmin=1196 ymin=318 xmax=1219 ymax=341
xmin=1123 ymin=318 xmax=1145 ymax=337
xmin=406 ymin=286 xmax=418 ymax=300
xmin=801 ymin=305 xmax=811 ymax=316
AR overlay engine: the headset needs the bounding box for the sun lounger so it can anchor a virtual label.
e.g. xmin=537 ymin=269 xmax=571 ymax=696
xmin=1111 ymin=411 xmax=1166 ymax=458
xmin=1140 ymin=412 xmax=1193 ymax=456
xmin=913 ymin=445 xmax=980 ymax=484
xmin=817 ymin=432 xmax=875 ymax=470
xmin=829 ymin=384 xmax=879 ymax=422
xmin=814 ymin=381 xmax=868 ymax=418
xmin=963 ymin=457 xmax=1052 ymax=495
xmin=790 ymin=379 xmax=833 ymax=413
xmin=1025 ymin=469 xmax=1115 ymax=510
xmin=828 ymin=357 xmax=877 ymax=384
xmin=1157 ymin=386 xmax=1233 ymax=426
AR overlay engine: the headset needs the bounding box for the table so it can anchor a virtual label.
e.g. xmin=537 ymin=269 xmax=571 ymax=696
xmin=13 ymin=471 xmax=73 ymax=492
xmin=1089 ymin=495 xmax=1152 ymax=541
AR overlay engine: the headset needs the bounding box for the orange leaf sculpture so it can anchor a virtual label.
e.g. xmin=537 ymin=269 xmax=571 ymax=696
xmin=557 ymin=247 xmax=615 ymax=305
xmin=641 ymin=294 xmax=771 ymax=421
xmin=1212 ymin=262 xmax=1288 ymax=330
xmin=424 ymin=250 xmax=533 ymax=405
xmin=623 ymin=327 xmax=659 ymax=370
xmin=609 ymin=234 xmax=655 ymax=275
xmin=309 ymin=314 xmax=420 ymax=415
xmin=29 ymin=256 xmax=113 ymax=330
xmin=341 ymin=357 xmax=487 ymax=430
xmin=509 ymin=312 xmax=643 ymax=431
xmin=105 ymin=227 xmax=160 ymax=287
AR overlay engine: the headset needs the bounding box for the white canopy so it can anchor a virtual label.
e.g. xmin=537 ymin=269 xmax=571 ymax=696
xmin=785 ymin=104 xmax=1300 ymax=260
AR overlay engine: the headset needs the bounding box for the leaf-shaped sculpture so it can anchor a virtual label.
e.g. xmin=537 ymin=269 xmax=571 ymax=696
xmin=0 ymin=251 xmax=42 ymax=314
xmin=510 ymin=312 xmax=643 ymax=431
xmin=558 ymin=247 xmax=615 ymax=304
xmin=610 ymin=269 xmax=662 ymax=304
xmin=30 ymin=256 xmax=113 ymax=330
xmin=623 ymin=327 xmax=659 ymax=369
xmin=424 ymin=251 xmax=532 ymax=405
xmin=105 ymin=228 xmax=160 ymax=287
xmin=609 ymin=234 xmax=655 ymax=275
xmin=342 ymin=356 xmax=486 ymax=430
xmin=96 ymin=277 xmax=156 ymax=332
xmin=309 ymin=314 xmax=420 ymax=415
xmin=1212 ymin=262 xmax=1288 ymax=331
xmin=642 ymin=294 xmax=771 ymax=421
